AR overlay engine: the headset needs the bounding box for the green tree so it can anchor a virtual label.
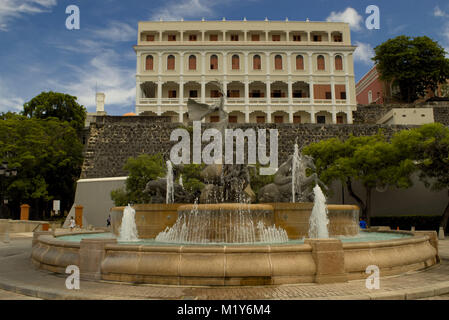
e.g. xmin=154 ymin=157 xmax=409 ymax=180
xmin=392 ymin=123 xmax=449 ymax=230
xmin=0 ymin=117 xmax=84 ymax=219
xmin=304 ymin=134 xmax=415 ymax=226
xmin=373 ymin=36 xmax=449 ymax=102
xmin=22 ymin=91 xmax=87 ymax=133
xmin=111 ymin=154 xmax=166 ymax=205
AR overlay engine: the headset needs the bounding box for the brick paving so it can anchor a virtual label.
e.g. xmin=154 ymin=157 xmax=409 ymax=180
xmin=0 ymin=235 xmax=448 ymax=300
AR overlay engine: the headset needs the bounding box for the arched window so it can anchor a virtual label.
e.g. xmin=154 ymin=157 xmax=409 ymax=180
xmin=145 ymin=55 xmax=153 ymax=70
xmin=274 ymin=55 xmax=282 ymax=70
xmin=210 ymin=54 xmax=218 ymax=70
xmin=232 ymin=54 xmax=240 ymax=70
xmin=317 ymin=55 xmax=325 ymax=70
xmin=188 ymin=55 xmax=196 ymax=70
xmin=253 ymin=55 xmax=261 ymax=70
xmin=296 ymin=55 xmax=304 ymax=70
xmin=335 ymin=55 xmax=343 ymax=71
xmin=167 ymin=55 xmax=175 ymax=70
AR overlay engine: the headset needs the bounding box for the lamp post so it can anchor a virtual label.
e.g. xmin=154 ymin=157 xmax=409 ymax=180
xmin=0 ymin=161 xmax=18 ymax=218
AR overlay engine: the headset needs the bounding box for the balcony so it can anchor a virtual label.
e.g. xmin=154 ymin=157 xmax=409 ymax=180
xmin=139 ymin=97 xmax=334 ymax=105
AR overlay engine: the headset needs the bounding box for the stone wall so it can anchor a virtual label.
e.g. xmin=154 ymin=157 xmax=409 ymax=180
xmin=353 ymin=102 xmax=449 ymax=125
xmin=81 ymin=116 xmax=412 ymax=179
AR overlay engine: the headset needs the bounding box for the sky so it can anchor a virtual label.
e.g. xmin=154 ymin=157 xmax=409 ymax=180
xmin=1 ymin=0 xmax=449 ymax=115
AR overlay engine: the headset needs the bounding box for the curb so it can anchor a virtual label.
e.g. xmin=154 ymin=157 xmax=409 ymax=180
xmin=1 ymin=276 xmax=449 ymax=300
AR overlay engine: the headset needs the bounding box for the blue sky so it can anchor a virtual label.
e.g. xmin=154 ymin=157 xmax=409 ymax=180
xmin=1 ymin=0 xmax=449 ymax=115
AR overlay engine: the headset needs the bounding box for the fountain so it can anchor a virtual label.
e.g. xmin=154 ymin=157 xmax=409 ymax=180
xmin=118 ymin=204 xmax=139 ymax=242
xmin=31 ymin=81 xmax=439 ymax=287
xmin=308 ymin=185 xmax=329 ymax=238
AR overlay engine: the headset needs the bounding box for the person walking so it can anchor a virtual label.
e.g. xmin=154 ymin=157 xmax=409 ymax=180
xmin=69 ymin=217 xmax=76 ymax=231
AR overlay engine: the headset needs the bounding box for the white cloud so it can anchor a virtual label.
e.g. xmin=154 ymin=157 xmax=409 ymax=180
xmin=150 ymin=0 xmax=216 ymax=21
xmin=354 ymin=41 xmax=374 ymax=65
xmin=434 ymin=6 xmax=448 ymax=17
xmin=326 ymin=7 xmax=363 ymax=31
xmin=48 ymin=50 xmax=136 ymax=112
xmin=92 ymin=21 xmax=136 ymax=42
xmin=0 ymin=80 xmax=24 ymax=112
xmin=0 ymin=0 xmax=57 ymax=31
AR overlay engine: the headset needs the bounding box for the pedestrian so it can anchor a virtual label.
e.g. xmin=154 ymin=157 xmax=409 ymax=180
xmin=107 ymin=214 xmax=111 ymax=228
xmin=69 ymin=216 xmax=76 ymax=231
xmin=359 ymin=217 xmax=367 ymax=229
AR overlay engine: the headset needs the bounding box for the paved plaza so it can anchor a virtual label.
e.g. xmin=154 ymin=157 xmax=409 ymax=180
xmin=0 ymin=233 xmax=449 ymax=300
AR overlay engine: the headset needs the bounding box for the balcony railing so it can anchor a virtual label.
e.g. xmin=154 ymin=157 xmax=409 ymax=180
xmin=138 ymin=97 xmax=341 ymax=105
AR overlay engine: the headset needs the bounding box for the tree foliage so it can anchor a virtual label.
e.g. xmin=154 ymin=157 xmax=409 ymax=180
xmin=0 ymin=115 xmax=84 ymax=219
xmin=22 ymin=91 xmax=87 ymax=133
xmin=392 ymin=123 xmax=449 ymax=229
xmin=373 ymin=36 xmax=449 ymax=102
xmin=303 ymin=134 xmax=415 ymax=226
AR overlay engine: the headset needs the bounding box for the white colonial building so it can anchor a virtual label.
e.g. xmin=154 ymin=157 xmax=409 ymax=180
xmin=134 ymin=19 xmax=357 ymax=124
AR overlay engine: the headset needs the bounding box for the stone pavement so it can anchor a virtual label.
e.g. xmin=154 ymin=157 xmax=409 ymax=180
xmin=0 ymin=234 xmax=449 ymax=300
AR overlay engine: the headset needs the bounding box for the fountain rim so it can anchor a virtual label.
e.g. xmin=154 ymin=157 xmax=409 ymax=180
xmin=177 ymin=203 xmax=275 ymax=211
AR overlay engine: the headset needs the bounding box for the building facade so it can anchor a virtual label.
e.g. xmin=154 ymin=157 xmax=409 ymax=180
xmin=134 ymin=20 xmax=357 ymax=124
xmin=355 ymin=66 xmax=385 ymax=105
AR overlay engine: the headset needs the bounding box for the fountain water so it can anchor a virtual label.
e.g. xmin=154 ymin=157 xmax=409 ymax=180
xmin=291 ymin=143 xmax=301 ymax=202
xmin=155 ymin=201 xmax=288 ymax=244
xmin=118 ymin=204 xmax=139 ymax=241
xmin=308 ymin=184 xmax=329 ymax=238
xmin=166 ymin=160 xmax=174 ymax=204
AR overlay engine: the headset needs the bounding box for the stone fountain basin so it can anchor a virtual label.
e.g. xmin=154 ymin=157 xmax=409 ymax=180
xmin=31 ymin=230 xmax=439 ymax=286
xmin=109 ymin=203 xmax=360 ymax=239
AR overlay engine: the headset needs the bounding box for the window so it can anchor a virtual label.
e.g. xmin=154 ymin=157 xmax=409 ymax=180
xmin=253 ymin=55 xmax=261 ymax=70
xmin=168 ymin=90 xmax=177 ymax=98
xmin=167 ymin=55 xmax=175 ymax=70
xmin=231 ymin=34 xmax=239 ymax=41
xmin=317 ymin=55 xmax=325 ymax=70
xmin=274 ymin=115 xmax=283 ymax=123
xmin=188 ymin=55 xmax=196 ymax=70
xmin=293 ymin=116 xmax=301 ymax=123
xmin=337 ymin=115 xmax=344 ymax=124
xmin=334 ymin=34 xmax=343 ymax=42
xmin=189 ymin=90 xmax=198 ymax=98
xmin=335 ymin=55 xmax=343 ymax=71
xmin=229 ymin=116 xmax=238 ymax=123
xmin=232 ymin=54 xmax=240 ymax=70
xmin=325 ymin=92 xmax=332 ymax=100
xmin=228 ymin=90 xmax=240 ymax=98
xmin=368 ymin=90 xmax=373 ymax=104
xmin=274 ymin=55 xmax=283 ymax=70
xmin=256 ymin=116 xmax=265 ymax=123
xmin=189 ymin=34 xmax=197 ymax=41
xmin=168 ymin=34 xmax=176 ymax=41
xmin=251 ymin=34 xmax=260 ymax=41
xmin=250 ymin=90 xmax=262 ymax=98
xmin=317 ymin=115 xmax=326 ymax=124
xmin=210 ymin=116 xmax=220 ymax=123
xmin=296 ymin=55 xmax=304 ymax=70
xmin=210 ymin=55 xmax=218 ymax=70
xmin=313 ymin=35 xmax=322 ymax=42
xmin=272 ymin=90 xmax=282 ymax=98
xmin=210 ymin=90 xmax=221 ymax=98
xmin=340 ymin=92 xmax=347 ymax=100
xmin=145 ymin=55 xmax=153 ymax=70
xmin=146 ymin=35 xmax=155 ymax=41
xmin=209 ymin=34 xmax=218 ymax=41
xmin=293 ymin=90 xmax=303 ymax=98
xmin=272 ymin=34 xmax=281 ymax=41
xmin=293 ymin=35 xmax=301 ymax=42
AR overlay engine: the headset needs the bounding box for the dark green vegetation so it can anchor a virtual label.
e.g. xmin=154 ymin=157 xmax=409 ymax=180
xmin=304 ymin=123 xmax=449 ymax=229
xmin=0 ymin=92 xmax=85 ymax=219
xmin=373 ymin=36 xmax=449 ymax=102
